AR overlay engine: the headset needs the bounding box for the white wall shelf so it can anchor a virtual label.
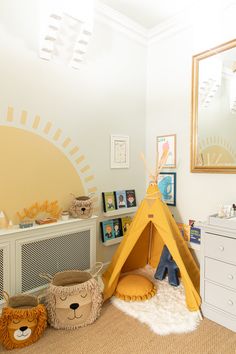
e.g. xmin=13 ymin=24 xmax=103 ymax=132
xmin=103 ymin=207 xmax=137 ymax=217
xmin=103 ymin=237 xmax=123 ymax=247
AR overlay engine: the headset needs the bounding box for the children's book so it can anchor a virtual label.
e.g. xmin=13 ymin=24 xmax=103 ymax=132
xmin=112 ymin=218 xmax=123 ymax=238
xmin=121 ymin=216 xmax=132 ymax=235
xmin=100 ymin=219 xmax=115 ymax=242
xmin=102 ymin=192 xmax=117 ymax=212
xmin=126 ymin=190 xmax=136 ymax=208
xmin=115 ymin=190 xmax=127 ymax=209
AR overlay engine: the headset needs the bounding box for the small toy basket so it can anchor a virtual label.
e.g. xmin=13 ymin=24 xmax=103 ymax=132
xmin=69 ymin=195 xmax=93 ymax=219
xmin=0 ymin=292 xmax=47 ymax=350
xmin=41 ymin=263 xmax=103 ymax=330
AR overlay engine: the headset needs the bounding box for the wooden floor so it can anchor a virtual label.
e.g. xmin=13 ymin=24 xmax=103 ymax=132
xmin=1 ymin=302 xmax=235 ymax=354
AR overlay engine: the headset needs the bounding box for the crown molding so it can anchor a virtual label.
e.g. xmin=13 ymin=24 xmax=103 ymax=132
xmin=94 ymin=0 xmax=236 ymax=47
xmin=94 ymin=1 xmax=148 ymax=46
xmin=148 ymin=12 xmax=191 ymax=45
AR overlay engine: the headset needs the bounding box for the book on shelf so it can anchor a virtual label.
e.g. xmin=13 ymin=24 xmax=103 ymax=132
xmin=121 ymin=216 xmax=133 ymax=235
xmin=190 ymin=227 xmax=201 ymax=244
xmin=115 ymin=190 xmax=127 ymax=209
xmin=102 ymin=192 xmax=117 ymax=212
xmin=101 ymin=218 xmax=124 ymax=242
xmin=126 ymin=189 xmax=136 ymax=208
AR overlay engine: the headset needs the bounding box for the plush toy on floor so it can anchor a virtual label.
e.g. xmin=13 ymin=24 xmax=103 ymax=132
xmin=154 ymin=245 xmax=180 ymax=286
xmin=0 ymin=292 xmax=47 ymax=350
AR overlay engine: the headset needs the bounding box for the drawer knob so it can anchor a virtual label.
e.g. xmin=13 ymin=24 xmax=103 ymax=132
xmin=219 ymin=246 xmax=224 ymax=252
xmin=227 ymin=274 xmax=234 ymax=280
xmin=228 ymin=300 xmax=234 ymax=306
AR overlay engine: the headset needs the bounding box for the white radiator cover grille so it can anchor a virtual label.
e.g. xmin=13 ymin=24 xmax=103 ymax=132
xmin=21 ymin=230 xmax=90 ymax=293
xmin=0 ymin=249 xmax=3 ymax=300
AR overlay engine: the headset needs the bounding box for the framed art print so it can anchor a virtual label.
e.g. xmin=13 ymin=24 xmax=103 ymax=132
xmin=157 ymin=172 xmax=176 ymax=206
xmin=156 ymin=134 xmax=176 ymax=168
xmin=110 ymin=135 xmax=129 ymax=168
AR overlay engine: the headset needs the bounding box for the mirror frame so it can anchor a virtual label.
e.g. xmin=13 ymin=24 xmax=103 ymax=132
xmin=191 ymin=38 xmax=236 ymax=173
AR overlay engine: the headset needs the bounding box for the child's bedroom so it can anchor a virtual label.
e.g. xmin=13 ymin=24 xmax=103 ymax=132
xmin=0 ymin=0 xmax=235 ymax=353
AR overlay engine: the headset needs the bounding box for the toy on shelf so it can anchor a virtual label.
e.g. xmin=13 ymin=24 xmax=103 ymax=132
xmin=69 ymin=195 xmax=93 ymax=219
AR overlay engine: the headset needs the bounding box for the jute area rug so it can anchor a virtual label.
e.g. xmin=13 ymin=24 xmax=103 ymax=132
xmin=0 ymin=302 xmax=235 ymax=354
xmin=111 ymin=265 xmax=201 ymax=335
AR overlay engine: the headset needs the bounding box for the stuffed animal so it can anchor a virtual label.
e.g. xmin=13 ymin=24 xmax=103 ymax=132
xmin=0 ymin=292 xmax=47 ymax=350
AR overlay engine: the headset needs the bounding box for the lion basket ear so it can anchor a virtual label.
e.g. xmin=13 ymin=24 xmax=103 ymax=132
xmin=0 ymin=297 xmax=47 ymax=350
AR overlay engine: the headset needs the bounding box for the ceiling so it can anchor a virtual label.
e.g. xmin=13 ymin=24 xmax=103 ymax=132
xmin=97 ymin=0 xmax=192 ymax=28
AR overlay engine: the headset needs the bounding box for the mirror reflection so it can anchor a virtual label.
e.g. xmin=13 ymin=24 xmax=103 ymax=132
xmin=191 ymin=39 xmax=236 ymax=173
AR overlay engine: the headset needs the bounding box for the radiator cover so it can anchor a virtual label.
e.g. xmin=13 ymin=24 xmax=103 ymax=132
xmin=21 ymin=230 xmax=91 ymax=293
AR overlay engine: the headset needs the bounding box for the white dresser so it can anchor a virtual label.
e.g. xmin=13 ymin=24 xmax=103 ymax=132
xmin=200 ymin=221 xmax=236 ymax=332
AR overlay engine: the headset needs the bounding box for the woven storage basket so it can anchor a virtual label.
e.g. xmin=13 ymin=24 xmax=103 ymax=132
xmin=69 ymin=195 xmax=93 ymax=219
xmin=42 ymin=263 xmax=103 ymax=330
xmin=0 ymin=292 xmax=47 ymax=350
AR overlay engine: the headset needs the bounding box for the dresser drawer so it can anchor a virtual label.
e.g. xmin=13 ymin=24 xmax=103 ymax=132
xmin=205 ymin=233 xmax=236 ymax=264
xmin=205 ymin=258 xmax=236 ymax=290
xmin=205 ymin=281 xmax=236 ymax=316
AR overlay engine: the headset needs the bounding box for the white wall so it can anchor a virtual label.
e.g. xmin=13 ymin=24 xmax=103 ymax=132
xmin=146 ymin=3 xmax=236 ymax=228
xmin=0 ymin=0 xmax=147 ymax=263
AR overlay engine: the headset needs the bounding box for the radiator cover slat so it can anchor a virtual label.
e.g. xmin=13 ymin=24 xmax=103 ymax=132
xmin=21 ymin=230 xmax=90 ymax=293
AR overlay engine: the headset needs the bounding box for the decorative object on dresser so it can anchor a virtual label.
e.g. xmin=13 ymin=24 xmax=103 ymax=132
xmin=200 ymin=217 xmax=236 ymax=332
xmin=0 ymin=211 xmax=8 ymax=229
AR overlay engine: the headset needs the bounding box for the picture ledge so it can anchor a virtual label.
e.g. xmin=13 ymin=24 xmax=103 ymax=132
xmin=103 ymin=207 xmax=137 ymax=217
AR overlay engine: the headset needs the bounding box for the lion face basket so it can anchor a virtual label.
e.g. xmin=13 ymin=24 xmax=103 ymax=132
xmin=0 ymin=292 xmax=47 ymax=350
xmin=42 ymin=264 xmax=103 ymax=330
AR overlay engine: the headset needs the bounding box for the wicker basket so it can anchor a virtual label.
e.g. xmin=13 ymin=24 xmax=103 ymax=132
xmin=42 ymin=264 xmax=103 ymax=330
xmin=69 ymin=195 xmax=93 ymax=219
xmin=0 ymin=292 xmax=47 ymax=350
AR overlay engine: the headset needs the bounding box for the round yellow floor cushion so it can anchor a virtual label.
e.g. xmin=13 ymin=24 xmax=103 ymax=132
xmin=114 ymin=274 xmax=156 ymax=301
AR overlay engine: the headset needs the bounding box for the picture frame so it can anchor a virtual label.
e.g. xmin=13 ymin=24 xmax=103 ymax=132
xmin=157 ymin=172 xmax=176 ymax=206
xmin=156 ymin=134 xmax=176 ymax=168
xmin=110 ymin=135 xmax=129 ymax=169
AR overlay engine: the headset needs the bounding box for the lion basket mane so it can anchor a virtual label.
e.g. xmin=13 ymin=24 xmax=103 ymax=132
xmin=0 ymin=299 xmax=47 ymax=350
xmin=46 ymin=270 xmax=103 ymax=330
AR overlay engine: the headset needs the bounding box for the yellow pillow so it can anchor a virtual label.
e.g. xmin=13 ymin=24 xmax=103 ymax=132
xmin=114 ymin=274 xmax=156 ymax=302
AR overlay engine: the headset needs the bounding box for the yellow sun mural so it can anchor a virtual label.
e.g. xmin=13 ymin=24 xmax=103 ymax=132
xmin=0 ymin=106 xmax=98 ymax=224
xmin=198 ymin=136 xmax=236 ymax=166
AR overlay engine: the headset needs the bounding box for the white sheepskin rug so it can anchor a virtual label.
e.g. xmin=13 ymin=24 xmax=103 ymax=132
xmin=111 ymin=266 xmax=201 ymax=335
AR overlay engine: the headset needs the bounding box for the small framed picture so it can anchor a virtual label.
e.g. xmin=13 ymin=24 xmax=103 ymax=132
xmin=102 ymin=192 xmax=117 ymax=212
xmin=110 ymin=135 xmax=129 ymax=169
xmin=100 ymin=220 xmax=115 ymax=242
xmin=157 ymin=134 xmax=176 ymax=168
xmin=126 ymin=190 xmax=136 ymax=208
xmin=115 ymin=190 xmax=127 ymax=209
xmin=112 ymin=218 xmax=123 ymax=238
xmin=157 ymin=172 xmax=176 ymax=206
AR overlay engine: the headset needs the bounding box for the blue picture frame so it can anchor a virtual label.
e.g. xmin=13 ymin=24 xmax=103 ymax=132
xmin=158 ymin=172 xmax=176 ymax=206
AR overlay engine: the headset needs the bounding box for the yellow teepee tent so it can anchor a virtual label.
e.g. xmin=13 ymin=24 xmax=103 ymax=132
xmin=103 ymin=181 xmax=201 ymax=312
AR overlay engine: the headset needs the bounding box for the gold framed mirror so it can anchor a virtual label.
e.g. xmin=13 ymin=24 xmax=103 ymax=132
xmin=191 ymin=39 xmax=236 ymax=173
